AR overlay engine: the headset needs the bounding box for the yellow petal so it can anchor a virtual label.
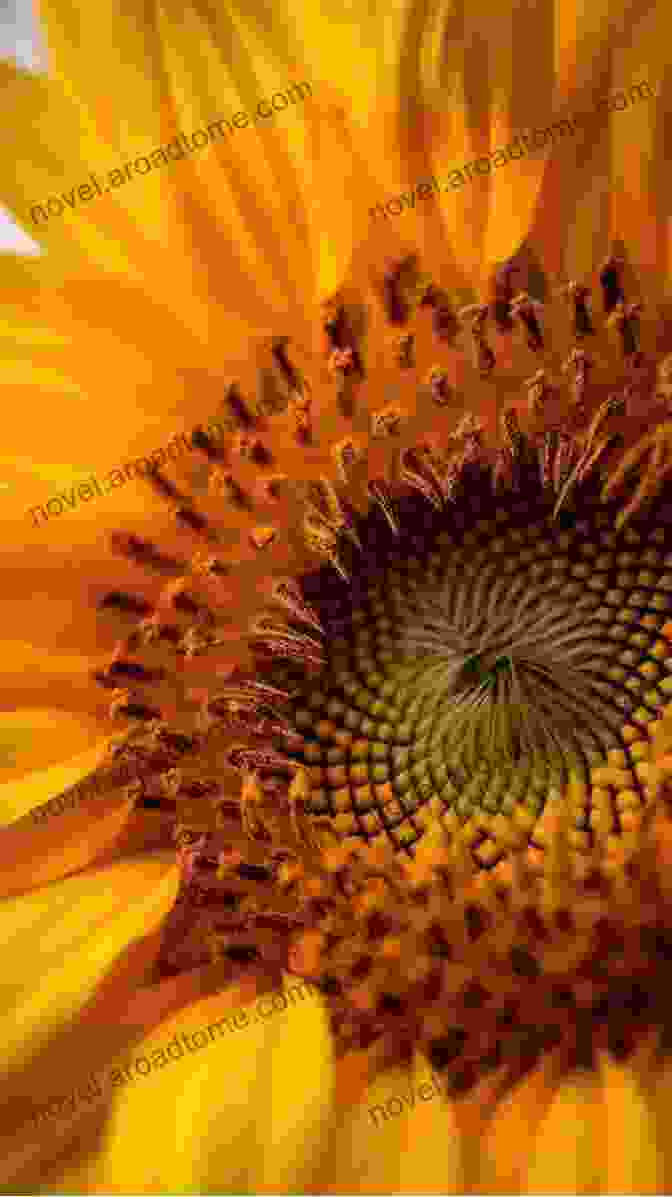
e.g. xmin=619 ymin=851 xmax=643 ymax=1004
xmin=0 ymin=851 xmax=179 ymax=1190
xmin=479 ymin=1062 xmax=558 ymax=1193
xmin=398 ymin=1052 xmax=472 ymax=1194
xmin=0 ymin=710 xmax=108 ymax=796
xmin=598 ymin=1050 xmax=667 ymax=1195
xmin=315 ymin=1052 xmax=467 ymax=1195
xmin=0 ymin=735 xmax=109 ymax=826
xmin=0 ymin=61 xmax=140 ymax=275
xmin=522 ymin=1070 xmax=601 ymax=1194
xmin=80 ymin=973 xmax=328 ymax=1194
xmin=255 ymin=973 xmax=336 ymax=1193
xmin=608 ymin=9 xmax=668 ymax=303
xmin=155 ymin=0 xmax=314 ymax=309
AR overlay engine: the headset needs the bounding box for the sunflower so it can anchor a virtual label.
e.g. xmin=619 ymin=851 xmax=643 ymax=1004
xmin=3 ymin=0 xmax=672 ymax=1193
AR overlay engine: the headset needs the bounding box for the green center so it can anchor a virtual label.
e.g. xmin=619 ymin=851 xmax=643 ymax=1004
xmin=280 ymin=504 xmax=671 ymax=858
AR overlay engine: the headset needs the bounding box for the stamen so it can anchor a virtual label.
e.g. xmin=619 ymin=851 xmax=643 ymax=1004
xmin=249 ymin=526 xmax=278 ymax=552
xmin=332 ymin=437 xmax=364 ymax=484
xmin=395 ymin=333 xmax=415 ymax=369
xmin=191 ymin=425 xmax=226 ymax=459
xmin=371 ymin=403 xmax=404 ymax=439
xmin=562 ymin=349 xmax=594 ymax=420
xmin=223 ymin=381 xmax=258 ymax=429
xmin=290 ymin=391 xmax=313 ymax=444
xmin=601 ymin=425 xmax=672 ymax=528
xmin=227 ymin=746 xmax=295 ymax=775
xmin=423 ymin=286 xmax=460 ymax=343
xmin=655 ymin=355 xmax=672 ymax=407
xmin=270 ymin=577 xmax=324 ymax=635
xmin=525 ymin=370 xmax=554 ymax=419
xmin=606 ymin=300 xmax=643 ymax=360
xmin=109 ymin=690 xmax=163 ymax=722
xmin=109 ymin=533 xmax=186 ymax=575
xmin=559 ymin=280 xmax=595 ymax=339
xmin=538 ymin=429 xmax=559 ymax=495
xmin=212 ymin=470 xmax=253 ymax=509
xmin=250 ymin=614 xmax=326 ymax=669
xmin=490 ymin=260 xmax=520 ymax=333
xmin=510 ymin=292 xmax=545 ymax=352
xmin=99 ymin=591 xmax=153 ymax=617
xmin=368 ymin=480 xmax=400 ymax=535
xmin=204 ymin=689 xmax=292 ymax=739
xmin=553 ymin=394 xmax=627 ymax=516
xmin=599 ymin=254 xmax=625 ymax=314
xmin=382 ymin=258 xmax=423 ymax=324
xmin=459 ymin=304 xmax=496 ymax=375
xmin=233 ymin=433 xmax=273 ymax=466
xmin=426 ymin=368 xmax=455 ymax=407
xmin=398 ymin=445 xmax=445 ymax=509
xmin=271 ymin=337 xmax=308 ymax=399
xmin=328 ymin=347 xmax=356 ymax=378
xmin=321 ymin=299 xmax=348 ymax=352
xmin=552 ymin=431 xmax=579 ymax=502
xmin=239 ymin=770 xmax=270 ymax=839
xmin=302 ymin=512 xmax=351 ymax=580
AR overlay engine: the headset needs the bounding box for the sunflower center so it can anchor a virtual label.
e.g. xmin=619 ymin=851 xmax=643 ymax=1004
xmin=285 ymin=501 xmax=671 ymax=856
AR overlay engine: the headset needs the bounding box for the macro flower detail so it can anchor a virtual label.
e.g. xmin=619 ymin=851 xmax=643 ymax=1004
xmin=36 ymin=246 xmax=672 ymax=1120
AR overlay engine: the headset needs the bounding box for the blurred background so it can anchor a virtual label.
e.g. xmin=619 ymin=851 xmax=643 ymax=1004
xmin=1 ymin=0 xmax=45 ymax=251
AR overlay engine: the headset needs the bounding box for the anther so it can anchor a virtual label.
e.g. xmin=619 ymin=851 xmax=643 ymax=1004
xmin=606 ymin=301 xmax=643 ymax=360
xmin=191 ymin=425 xmax=226 ymax=459
xmin=599 ymin=254 xmax=625 ymax=314
xmin=224 ymin=381 xmax=257 ymax=428
xmin=422 ymin=285 xmax=460 ymax=343
xmin=271 ymin=577 xmax=324 ymax=635
xmin=272 ymin=337 xmax=307 ymax=398
xmin=552 ymin=431 xmax=579 ymax=502
xmin=103 ymin=659 xmax=166 ymax=685
xmin=238 ymin=769 xmax=270 ymax=839
xmin=510 ymin=291 xmax=545 ymax=351
xmin=559 ymin=281 xmax=594 ymax=339
xmin=249 ymin=525 xmax=277 ymax=551
xmin=212 ymin=470 xmax=253 ymax=510
xmin=174 ymin=506 xmax=211 ymax=536
xmin=371 ymin=403 xmax=404 ymax=439
xmin=205 ymin=690 xmax=291 ymax=739
xmin=232 ymin=433 xmax=273 ymax=466
xmin=109 ymin=533 xmax=186 ymax=575
xmin=368 ymin=480 xmax=400 ymax=535
xmin=395 ymin=333 xmax=415 ymax=369
xmin=426 ymin=368 xmax=455 ymax=407
xmin=228 ymin=745 xmax=295 ymax=775
xmin=146 ymin=471 xmax=189 ymax=505
xmin=525 ymin=370 xmax=554 ymax=419
xmin=98 ymin=591 xmax=153 ymax=617
xmin=382 ymin=259 xmax=415 ymax=324
xmin=250 ymin=614 xmax=325 ymax=669
xmin=332 ymin=437 xmax=364 ymax=484
xmin=655 ymin=354 xmax=672 ymax=407
xmin=490 ymin=260 xmax=520 ymax=333
xmin=191 ymin=553 xmax=231 ymax=578
xmin=328 ymin=347 xmax=356 ymax=378
xmin=289 ymin=391 xmax=313 ymax=444
xmin=562 ymin=348 xmax=594 ymax=419
xmin=288 ymin=765 xmax=318 ymax=847
xmin=459 ymin=304 xmax=496 ymax=375
xmin=305 ymin=477 xmax=361 ymax=550
xmin=538 ymin=429 xmax=559 ymax=494
xmin=398 ymin=445 xmax=445 ymax=510
xmin=109 ymin=690 xmax=163 ymax=722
